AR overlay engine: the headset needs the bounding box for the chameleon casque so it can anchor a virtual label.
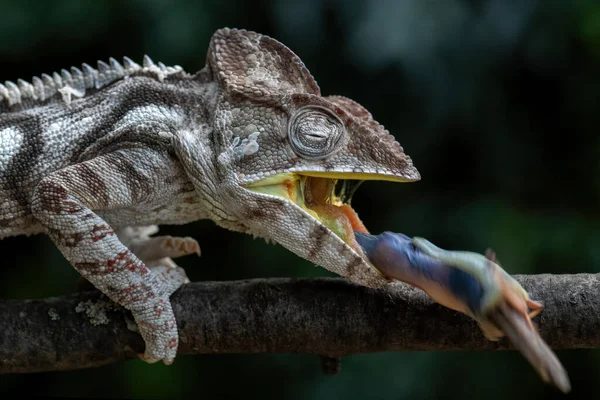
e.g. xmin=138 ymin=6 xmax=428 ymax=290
xmin=0 ymin=28 xmax=567 ymax=387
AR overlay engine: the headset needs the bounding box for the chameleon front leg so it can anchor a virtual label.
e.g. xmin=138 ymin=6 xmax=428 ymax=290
xmin=31 ymin=149 xmax=185 ymax=364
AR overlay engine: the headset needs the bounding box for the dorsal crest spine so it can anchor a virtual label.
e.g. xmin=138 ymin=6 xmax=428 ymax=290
xmin=0 ymin=55 xmax=184 ymax=107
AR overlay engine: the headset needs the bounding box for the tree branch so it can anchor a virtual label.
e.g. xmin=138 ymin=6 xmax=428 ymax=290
xmin=1 ymin=274 xmax=599 ymax=374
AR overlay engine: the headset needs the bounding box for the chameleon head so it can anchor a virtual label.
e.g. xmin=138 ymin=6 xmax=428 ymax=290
xmin=207 ymin=28 xmax=420 ymax=285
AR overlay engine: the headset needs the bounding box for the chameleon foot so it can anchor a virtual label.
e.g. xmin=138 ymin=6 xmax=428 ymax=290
xmin=112 ymin=227 xmax=192 ymax=363
xmin=130 ymin=258 xmax=188 ymax=364
xmin=117 ymin=225 xmax=201 ymax=263
xmin=133 ymin=297 xmax=179 ymax=364
xmin=157 ymin=236 xmax=201 ymax=259
xmin=147 ymin=259 xmax=190 ymax=296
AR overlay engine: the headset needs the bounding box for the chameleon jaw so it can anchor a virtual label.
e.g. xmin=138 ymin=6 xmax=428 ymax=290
xmin=244 ymin=172 xmax=380 ymax=252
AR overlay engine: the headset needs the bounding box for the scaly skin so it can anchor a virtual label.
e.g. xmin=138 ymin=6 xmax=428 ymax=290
xmin=0 ymin=28 xmax=420 ymax=364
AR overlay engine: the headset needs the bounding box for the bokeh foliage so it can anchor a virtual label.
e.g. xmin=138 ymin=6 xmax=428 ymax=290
xmin=0 ymin=0 xmax=598 ymax=398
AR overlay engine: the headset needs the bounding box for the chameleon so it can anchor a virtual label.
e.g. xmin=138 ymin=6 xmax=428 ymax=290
xmin=0 ymin=28 xmax=549 ymax=369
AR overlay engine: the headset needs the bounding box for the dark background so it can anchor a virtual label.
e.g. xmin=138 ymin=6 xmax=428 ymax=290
xmin=0 ymin=0 xmax=599 ymax=398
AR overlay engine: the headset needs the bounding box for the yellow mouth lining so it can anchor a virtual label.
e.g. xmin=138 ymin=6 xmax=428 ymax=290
xmin=245 ymin=173 xmax=323 ymax=222
xmin=245 ymin=171 xmax=412 ymax=249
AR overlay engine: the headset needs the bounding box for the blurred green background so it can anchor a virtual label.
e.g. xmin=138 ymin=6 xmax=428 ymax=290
xmin=0 ymin=0 xmax=599 ymax=398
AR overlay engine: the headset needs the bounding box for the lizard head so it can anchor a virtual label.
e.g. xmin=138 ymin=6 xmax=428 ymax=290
xmin=207 ymin=28 xmax=420 ymax=285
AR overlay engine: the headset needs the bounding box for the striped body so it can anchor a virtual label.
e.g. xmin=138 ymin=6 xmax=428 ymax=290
xmin=0 ymin=57 xmax=226 ymax=363
xmin=0 ymin=62 xmax=217 ymax=237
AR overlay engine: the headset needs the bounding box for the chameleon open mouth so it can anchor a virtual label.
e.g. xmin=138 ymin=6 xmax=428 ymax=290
xmin=245 ymin=172 xmax=412 ymax=252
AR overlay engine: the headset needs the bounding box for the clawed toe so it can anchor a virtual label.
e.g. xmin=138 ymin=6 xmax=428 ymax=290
xmin=118 ymin=225 xmax=201 ymax=263
xmin=161 ymin=236 xmax=201 ymax=258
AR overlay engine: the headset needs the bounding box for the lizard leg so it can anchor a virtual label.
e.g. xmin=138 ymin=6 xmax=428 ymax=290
xmin=31 ymin=149 xmax=185 ymax=364
xmin=411 ymin=236 xmax=540 ymax=329
xmin=77 ymin=226 xmax=197 ymax=294
xmin=355 ymin=231 xmax=569 ymax=393
xmin=357 ymin=232 xmax=541 ymax=339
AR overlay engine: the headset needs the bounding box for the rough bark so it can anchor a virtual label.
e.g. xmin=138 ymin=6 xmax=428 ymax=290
xmin=1 ymin=274 xmax=599 ymax=373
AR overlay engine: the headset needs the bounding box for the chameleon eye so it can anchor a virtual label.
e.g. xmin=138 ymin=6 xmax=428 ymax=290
xmin=288 ymin=106 xmax=345 ymax=160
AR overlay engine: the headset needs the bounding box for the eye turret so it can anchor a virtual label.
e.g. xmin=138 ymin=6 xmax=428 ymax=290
xmin=288 ymin=106 xmax=344 ymax=160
